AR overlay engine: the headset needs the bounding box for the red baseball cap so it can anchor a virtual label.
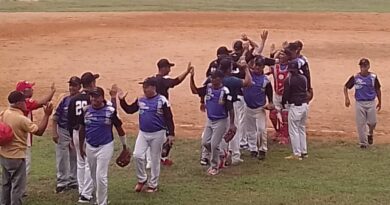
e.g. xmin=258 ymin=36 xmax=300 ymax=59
xmin=16 ymin=81 xmax=35 ymax=92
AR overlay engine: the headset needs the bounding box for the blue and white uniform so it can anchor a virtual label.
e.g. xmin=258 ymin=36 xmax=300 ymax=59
xmin=53 ymin=95 xmax=77 ymax=189
xmin=243 ymin=72 xmax=272 ymax=154
xmin=345 ymin=72 xmax=381 ymax=146
xmin=197 ymin=84 xmax=233 ymax=170
xmin=81 ymin=103 xmax=122 ymax=205
xmin=120 ymin=94 xmax=175 ymax=189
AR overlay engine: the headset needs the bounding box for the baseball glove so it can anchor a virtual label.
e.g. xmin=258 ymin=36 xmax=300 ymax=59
xmin=116 ymin=149 xmax=131 ymax=167
xmin=161 ymin=141 xmax=172 ymax=158
xmin=224 ymin=128 xmax=236 ymax=143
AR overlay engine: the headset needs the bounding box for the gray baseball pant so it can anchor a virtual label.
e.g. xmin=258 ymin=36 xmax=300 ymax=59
xmin=56 ymin=126 xmax=77 ymax=188
xmin=355 ymin=100 xmax=377 ymax=146
xmin=0 ymin=156 xmax=26 ymax=205
xmin=202 ymin=118 xmax=228 ymax=169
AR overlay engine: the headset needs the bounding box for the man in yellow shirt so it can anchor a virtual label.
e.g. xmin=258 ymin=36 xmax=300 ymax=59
xmin=0 ymin=91 xmax=53 ymax=205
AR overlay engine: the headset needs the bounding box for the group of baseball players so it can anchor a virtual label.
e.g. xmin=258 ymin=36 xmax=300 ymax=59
xmin=0 ymin=30 xmax=382 ymax=205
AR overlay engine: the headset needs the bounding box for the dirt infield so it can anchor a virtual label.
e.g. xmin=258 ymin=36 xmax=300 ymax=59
xmin=0 ymin=12 xmax=389 ymax=141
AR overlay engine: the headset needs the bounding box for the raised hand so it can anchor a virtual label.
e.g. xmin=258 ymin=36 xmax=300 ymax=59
xmin=108 ymin=84 xmax=119 ymax=98
xmin=241 ymin=33 xmax=249 ymax=41
xmin=260 ymin=30 xmax=268 ymax=42
xmin=117 ymin=87 xmax=128 ymax=100
xmin=44 ymin=102 xmax=54 ymax=116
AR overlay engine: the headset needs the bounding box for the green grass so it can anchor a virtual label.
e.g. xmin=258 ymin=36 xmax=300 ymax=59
xmin=0 ymin=0 xmax=390 ymax=12
xmin=20 ymin=136 xmax=390 ymax=205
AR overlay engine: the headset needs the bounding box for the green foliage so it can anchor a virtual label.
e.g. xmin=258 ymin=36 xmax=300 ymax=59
xmin=21 ymin=137 xmax=390 ymax=204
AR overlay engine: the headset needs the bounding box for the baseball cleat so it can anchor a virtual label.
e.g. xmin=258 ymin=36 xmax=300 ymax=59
xmin=78 ymin=195 xmax=92 ymax=203
xmin=207 ymin=168 xmax=219 ymax=176
xmin=145 ymin=187 xmax=158 ymax=193
xmin=284 ymin=155 xmax=303 ymax=160
xmin=301 ymin=153 xmax=309 ymax=159
xmin=250 ymin=151 xmax=258 ymax=158
xmin=200 ymin=158 xmax=209 ymax=166
xmin=360 ymin=145 xmax=368 ymax=149
xmin=134 ymin=180 xmax=147 ymax=192
xmin=161 ymin=158 xmax=173 ymax=166
xmin=55 ymin=186 xmax=67 ymax=194
xmin=231 ymin=158 xmax=244 ymax=166
xmin=367 ymin=135 xmax=373 ymax=145
xmin=258 ymin=151 xmax=266 ymax=160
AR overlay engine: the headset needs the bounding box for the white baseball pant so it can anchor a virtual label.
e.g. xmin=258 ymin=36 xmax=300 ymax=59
xmin=86 ymin=141 xmax=114 ymax=205
xmin=288 ymin=103 xmax=308 ymax=156
xmin=73 ymin=130 xmax=94 ymax=199
xmin=133 ymin=130 xmax=166 ymax=189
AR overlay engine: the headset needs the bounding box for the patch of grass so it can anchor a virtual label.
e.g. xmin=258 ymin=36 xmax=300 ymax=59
xmin=19 ymin=136 xmax=390 ymax=205
xmin=0 ymin=0 xmax=390 ymax=12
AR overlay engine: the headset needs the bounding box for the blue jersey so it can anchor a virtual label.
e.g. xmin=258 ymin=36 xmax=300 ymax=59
xmin=138 ymin=95 xmax=170 ymax=133
xmin=345 ymin=73 xmax=380 ymax=101
xmin=243 ymin=73 xmax=270 ymax=109
xmin=197 ymin=84 xmax=232 ymax=121
xmin=82 ymin=104 xmax=122 ymax=147
xmin=54 ymin=95 xmax=72 ymax=129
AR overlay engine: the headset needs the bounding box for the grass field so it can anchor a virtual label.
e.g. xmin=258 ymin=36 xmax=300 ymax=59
xmin=21 ymin=137 xmax=390 ymax=205
xmin=1 ymin=0 xmax=390 ymax=12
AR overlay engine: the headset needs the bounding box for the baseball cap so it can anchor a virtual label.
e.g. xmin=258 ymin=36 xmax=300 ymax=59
xmin=359 ymin=58 xmax=370 ymax=66
xmin=219 ymin=59 xmax=233 ymax=72
xmin=8 ymin=91 xmax=26 ymax=104
xmin=233 ymin=41 xmax=243 ymax=51
xmin=90 ymin=87 xmax=105 ymax=97
xmin=139 ymin=77 xmax=158 ymax=87
xmin=294 ymin=40 xmax=303 ymax=49
xmin=211 ymin=70 xmax=224 ymax=79
xmin=255 ymin=56 xmax=266 ymax=66
xmin=286 ymin=42 xmax=299 ymax=51
xmin=287 ymin=61 xmax=299 ymax=71
xmin=217 ymin=46 xmax=232 ymax=55
xmin=67 ymin=76 xmax=81 ymax=86
xmin=157 ymin=59 xmax=175 ymax=69
xmin=81 ymin=72 xmax=99 ymax=85
xmin=16 ymin=81 xmax=35 ymax=92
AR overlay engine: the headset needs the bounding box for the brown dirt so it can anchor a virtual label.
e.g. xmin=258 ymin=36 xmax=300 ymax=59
xmin=0 ymin=12 xmax=389 ymax=142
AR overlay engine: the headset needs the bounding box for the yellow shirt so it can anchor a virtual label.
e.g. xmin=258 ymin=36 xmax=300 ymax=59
xmin=0 ymin=107 xmax=38 ymax=159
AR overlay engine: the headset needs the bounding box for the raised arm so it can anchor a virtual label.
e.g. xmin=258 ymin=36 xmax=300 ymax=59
xmin=242 ymin=65 xmax=253 ymax=87
xmin=35 ymin=83 xmax=56 ymax=107
xmin=117 ymin=88 xmax=139 ymax=114
xmin=175 ymin=62 xmax=193 ymax=84
xmin=189 ymin=67 xmax=199 ymax=94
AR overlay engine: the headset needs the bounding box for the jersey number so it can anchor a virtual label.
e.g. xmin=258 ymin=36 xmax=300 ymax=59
xmin=76 ymin=101 xmax=88 ymax=116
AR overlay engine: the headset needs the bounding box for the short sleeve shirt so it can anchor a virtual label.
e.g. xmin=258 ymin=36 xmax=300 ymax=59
xmin=0 ymin=108 xmax=38 ymax=159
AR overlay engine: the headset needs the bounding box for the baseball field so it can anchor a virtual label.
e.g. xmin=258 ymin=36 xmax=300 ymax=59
xmin=1 ymin=0 xmax=390 ymax=204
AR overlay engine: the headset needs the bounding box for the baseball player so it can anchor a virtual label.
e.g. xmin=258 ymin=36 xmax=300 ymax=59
xmin=285 ymin=42 xmax=313 ymax=102
xmin=344 ymin=58 xmax=381 ymax=148
xmin=267 ymin=50 xmax=290 ymax=144
xmin=144 ymin=58 xmax=192 ymax=168
xmin=15 ymin=80 xmax=55 ymax=195
xmin=67 ymin=72 xmax=99 ymax=203
xmin=282 ymin=61 xmax=309 ymax=160
xmin=190 ymin=69 xmax=236 ymax=175
xmin=243 ymin=57 xmax=274 ymax=160
xmin=0 ymin=91 xmax=53 ymax=205
xmin=52 ymin=76 xmax=81 ymax=193
xmin=200 ymin=58 xmax=252 ymax=166
xmin=79 ymin=87 xmax=128 ymax=205
xmin=118 ymin=77 xmax=175 ymax=193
